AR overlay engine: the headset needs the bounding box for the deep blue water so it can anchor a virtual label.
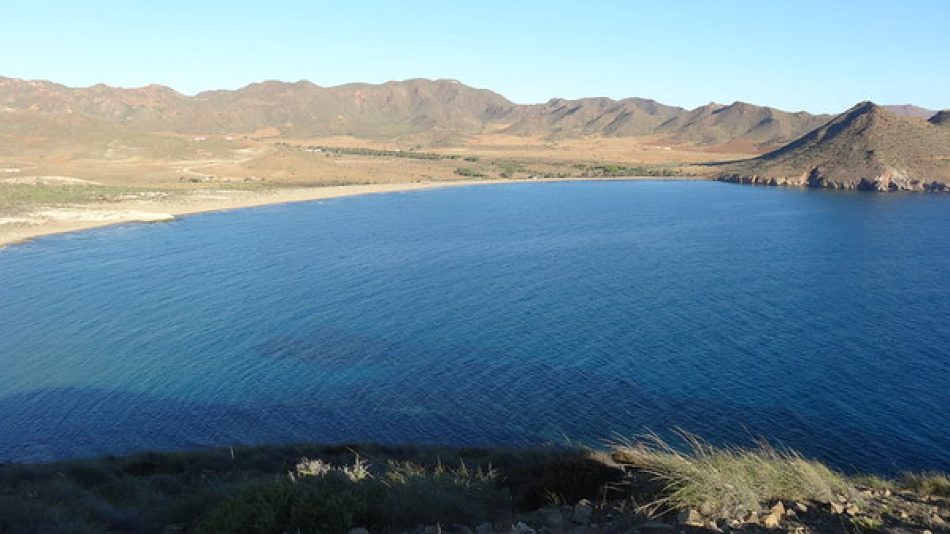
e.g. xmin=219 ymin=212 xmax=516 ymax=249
xmin=1 ymin=181 xmax=948 ymax=472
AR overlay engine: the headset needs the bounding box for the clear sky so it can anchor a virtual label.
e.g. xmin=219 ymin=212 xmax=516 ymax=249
xmin=2 ymin=0 xmax=948 ymax=113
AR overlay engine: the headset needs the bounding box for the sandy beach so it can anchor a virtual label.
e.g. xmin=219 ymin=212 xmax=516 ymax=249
xmin=0 ymin=176 xmax=708 ymax=249
xmin=0 ymin=180 xmax=507 ymax=249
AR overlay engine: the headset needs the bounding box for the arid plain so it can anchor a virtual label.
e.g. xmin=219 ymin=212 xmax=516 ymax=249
xmin=0 ymin=130 xmax=751 ymax=248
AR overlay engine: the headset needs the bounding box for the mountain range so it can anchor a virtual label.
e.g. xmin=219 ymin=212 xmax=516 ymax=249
xmin=0 ymin=76 xmax=845 ymax=149
xmin=2 ymin=76 xmax=948 ymax=192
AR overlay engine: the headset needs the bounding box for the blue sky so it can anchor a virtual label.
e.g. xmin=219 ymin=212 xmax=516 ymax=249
xmin=2 ymin=1 xmax=948 ymax=113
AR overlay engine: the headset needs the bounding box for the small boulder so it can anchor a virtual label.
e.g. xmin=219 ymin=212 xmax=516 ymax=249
xmin=794 ymin=501 xmax=809 ymax=513
xmin=771 ymin=502 xmax=786 ymax=517
xmin=511 ymin=522 xmax=535 ymax=534
xmin=475 ymin=523 xmax=493 ymax=534
xmin=537 ymin=508 xmax=563 ymax=529
xmin=743 ymin=511 xmax=760 ymax=524
xmin=716 ymin=518 xmax=737 ymax=530
xmin=830 ymin=502 xmax=845 ymax=514
xmin=571 ymin=500 xmax=593 ymax=525
xmin=676 ymin=509 xmax=704 ymax=526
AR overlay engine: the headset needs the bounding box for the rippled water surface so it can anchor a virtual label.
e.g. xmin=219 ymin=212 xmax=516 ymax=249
xmin=2 ymin=181 xmax=948 ymax=472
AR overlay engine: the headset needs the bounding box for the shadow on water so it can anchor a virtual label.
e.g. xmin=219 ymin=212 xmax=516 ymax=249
xmin=2 ymin=377 xmax=946 ymax=473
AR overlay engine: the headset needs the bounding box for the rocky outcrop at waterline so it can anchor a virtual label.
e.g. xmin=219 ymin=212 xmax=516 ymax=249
xmin=717 ymin=102 xmax=950 ymax=192
xmin=717 ymin=169 xmax=950 ymax=192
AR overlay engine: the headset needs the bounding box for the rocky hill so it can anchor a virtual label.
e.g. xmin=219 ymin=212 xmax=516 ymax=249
xmin=0 ymin=76 xmax=835 ymax=148
xmin=498 ymin=97 xmax=829 ymax=148
xmin=883 ymin=104 xmax=936 ymax=119
xmin=502 ymin=97 xmax=685 ymax=138
xmin=718 ymin=102 xmax=950 ymax=191
xmin=654 ymin=101 xmax=831 ymax=147
xmin=0 ymin=77 xmax=517 ymax=139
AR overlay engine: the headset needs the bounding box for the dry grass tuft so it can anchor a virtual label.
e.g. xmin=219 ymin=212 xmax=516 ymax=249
xmin=900 ymin=472 xmax=950 ymax=497
xmin=610 ymin=431 xmax=859 ymax=518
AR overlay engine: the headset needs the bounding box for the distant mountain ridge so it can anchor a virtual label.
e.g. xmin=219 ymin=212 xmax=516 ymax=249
xmin=719 ymin=102 xmax=950 ymax=191
xmin=0 ymin=77 xmax=517 ymax=140
xmin=652 ymin=101 xmax=831 ymax=147
xmin=0 ymin=76 xmax=838 ymax=148
xmin=882 ymin=104 xmax=937 ymax=119
xmin=503 ymin=97 xmax=686 ymax=138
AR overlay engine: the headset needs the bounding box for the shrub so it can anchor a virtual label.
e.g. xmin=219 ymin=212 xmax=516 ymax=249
xmin=454 ymin=167 xmax=487 ymax=178
xmin=376 ymin=461 xmax=506 ymax=527
xmin=900 ymin=472 xmax=950 ymax=497
xmin=197 ymin=455 xmax=508 ymax=533
xmin=195 ymin=474 xmax=376 ymax=534
xmin=537 ymin=454 xmax=625 ymax=505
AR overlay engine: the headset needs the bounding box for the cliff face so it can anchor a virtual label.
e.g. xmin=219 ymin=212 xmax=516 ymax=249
xmin=719 ymin=102 xmax=950 ymax=192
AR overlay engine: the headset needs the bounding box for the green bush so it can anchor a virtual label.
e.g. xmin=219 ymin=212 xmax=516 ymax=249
xmin=454 ymin=167 xmax=487 ymax=178
xmin=196 ymin=474 xmax=377 ymax=534
xmin=197 ymin=457 xmax=508 ymax=533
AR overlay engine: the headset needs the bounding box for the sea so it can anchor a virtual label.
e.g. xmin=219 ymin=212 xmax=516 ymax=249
xmin=1 ymin=180 xmax=948 ymax=473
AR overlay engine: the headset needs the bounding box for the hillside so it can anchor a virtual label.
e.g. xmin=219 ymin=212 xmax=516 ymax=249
xmin=1 ymin=76 xmax=835 ymax=148
xmin=718 ymin=102 xmax=950 ymax=191
xmin=0 ymin=439 xmax=946 ymax=533
xmin=0 ymin=77 xmax=517 ymax=140
xmin=502 ymin=97 xmax=685 ymax=138
xmin=883 ymin=104 xmax=936 ymax=119
xmin=653 ymin=101 xmax=831 ymax=148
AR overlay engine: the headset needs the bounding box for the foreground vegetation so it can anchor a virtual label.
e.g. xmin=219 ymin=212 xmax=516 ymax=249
xmin=0 ymin=184 xmax=150 ymax=214
xmin=0 ymin=435 xmax=947 ymax=533
xmin=611 ymin=432 xmax=860 ymax=518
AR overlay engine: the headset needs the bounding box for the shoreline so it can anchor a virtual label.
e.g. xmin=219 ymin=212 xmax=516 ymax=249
xmin=0 ymin=175 xmax=701 ymax=250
